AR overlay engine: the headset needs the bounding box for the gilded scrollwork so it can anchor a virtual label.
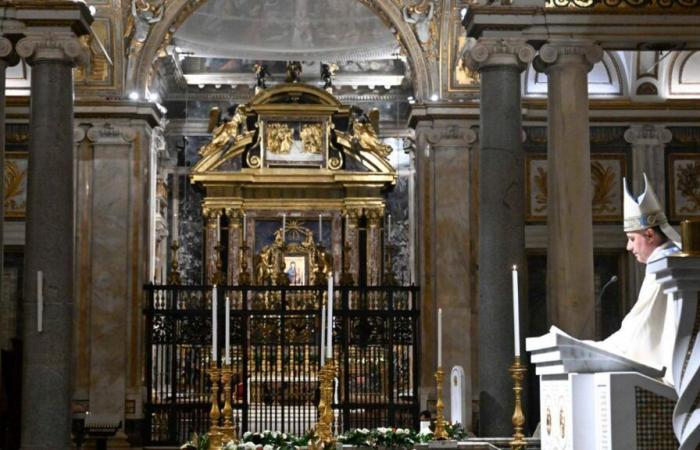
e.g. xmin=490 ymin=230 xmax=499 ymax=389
xmin=591 ymin=161 xmax=617 ymax=214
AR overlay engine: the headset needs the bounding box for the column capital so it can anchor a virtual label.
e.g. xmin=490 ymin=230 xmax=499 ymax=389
xmin=534 ymin=40 xmax=603 ymax=73
xmin=423 ymin=122 xmax=478 ymax=150
xmin=203 ymin=207 xmax=222 ymax=223
xmin=624 ymin=124 xmax=672 ymax=146
xmin=463 ymin=38 xmax=535 ymax=72
xmin=225 ymin=208 xmax=243 ymax=223
xmin=364 ymin=207 xmax=385 ymax=227
xmin=86 ymin=123 xmax=138 ymax=145
xmin=0 ymin=37 xmax=13 ymax=59
xmin=16 ymin=32 xmax=87 ymax=66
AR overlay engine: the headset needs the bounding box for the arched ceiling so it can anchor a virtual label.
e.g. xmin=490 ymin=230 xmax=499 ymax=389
xmin=173 ymin=0 xmax=399 ymax=62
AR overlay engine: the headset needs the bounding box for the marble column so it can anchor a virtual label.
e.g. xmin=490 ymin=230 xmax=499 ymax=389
xmin=16 ymin=32 xmax=86 ymax=450
xmin=464 ymin=38 xmax=534 ymax=436
xmin=534 ymin=40 xmax=603 ymax=339
xmin=204 ymin=207 xmax=222 ymax=284
xmin=84 ymin=123 xmax=138 ymax=447
xmin=342 ymin=209 xmax=361 ymax=284
xmin=226 ymin=208 xmax=242 ymax=285
xmin=365 ymin=207 xmax=384 ymax=286
xmin=0 ymin=37 xmax=14 ymax=338
xmin=624 ymin=124 xmax=672 ymax=303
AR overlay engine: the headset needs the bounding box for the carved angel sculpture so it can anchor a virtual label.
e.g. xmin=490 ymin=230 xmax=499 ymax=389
xmin=402 ymin=1 xmax=434 ymax=45
xmin=351 ymin=114 xmax=392 ymax=158
xmin=200 ymin=106 xmax=247 ymax=156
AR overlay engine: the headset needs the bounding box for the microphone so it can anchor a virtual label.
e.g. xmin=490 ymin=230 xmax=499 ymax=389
xmin=595 ymin=275 xmax=618 ymax=339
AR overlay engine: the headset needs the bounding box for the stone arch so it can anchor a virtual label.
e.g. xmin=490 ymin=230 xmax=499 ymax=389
xmin=127 ymin=0 xmax=432 ymax=100
xmin=666 ymin=51 xmax=700 ymax=97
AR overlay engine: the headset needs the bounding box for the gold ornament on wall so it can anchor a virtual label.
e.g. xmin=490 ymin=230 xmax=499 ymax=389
xmin=266 ymin=123 xmax=294 ymax=154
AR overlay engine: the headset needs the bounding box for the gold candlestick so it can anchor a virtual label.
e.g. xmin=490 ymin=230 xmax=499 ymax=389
xmin=208 ymin=363 xmax=223 ymax=450
xmin=509 ymin=356 xmax=527 ymax=450
xmin=168 ymin=240 xmax=182 ymax=285
xmin=220 ymin=363 xmax=237 ymax=443
xmin=309 ymin=359 xmax=336 ymax=450
xmin=433 ymin=367 xmax=448 ymax=440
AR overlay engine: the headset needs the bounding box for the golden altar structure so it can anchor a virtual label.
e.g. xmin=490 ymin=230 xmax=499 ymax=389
xmin=190 ymin=83 xmax=397 ymax=286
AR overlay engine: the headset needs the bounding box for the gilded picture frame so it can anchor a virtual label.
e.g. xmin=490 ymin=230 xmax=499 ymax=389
xmin=668 ymin=152 xmax=700 ymax=221
xmin=262 ymin=117 xmax=327 ymax=168
xmin=525 ymin=153 xmax=626 ymax=222
xmin=4 ymin=151 xmax=28 ymax=220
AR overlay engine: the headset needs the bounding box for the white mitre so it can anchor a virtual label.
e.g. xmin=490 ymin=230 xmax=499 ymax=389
xmin=623 ymin=173 xmax=681 ymax=248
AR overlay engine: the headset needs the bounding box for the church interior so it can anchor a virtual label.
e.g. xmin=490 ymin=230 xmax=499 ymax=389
xmin=2 ymin=0 xmax=700 ymax=449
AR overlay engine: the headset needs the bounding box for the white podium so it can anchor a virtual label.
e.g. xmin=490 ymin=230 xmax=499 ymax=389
xmin=527 ymin=328 xmax=678 ymax=450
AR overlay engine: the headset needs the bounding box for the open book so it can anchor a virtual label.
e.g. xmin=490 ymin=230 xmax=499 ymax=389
xmin=525 ymin=326 xmax=665 ymax=378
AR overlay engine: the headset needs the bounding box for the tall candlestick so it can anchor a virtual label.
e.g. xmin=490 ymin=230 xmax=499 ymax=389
xmin=320 ymin=305 xmax=326 ymax=366
xmin=512 ymin=266 xmax=520 ymax=357
xmin=243 ymin=213 xmax=247 ymax=242
xmin=319 ymin=214 xmax=322 ymax=241
xmin=212 ymin=285 xmax=218 ymax=362
xmin=225 ymin=295 xmax=230 ymax=365
xmin=437 ymin=308 xmax=442 ymax=367
xmin=326 ymin=273 xmax=334 ymax=358
xmin=37 ymin=271 xmax=43 ymax=333
xmin=282 ymin=213 xmax=286 ymax=240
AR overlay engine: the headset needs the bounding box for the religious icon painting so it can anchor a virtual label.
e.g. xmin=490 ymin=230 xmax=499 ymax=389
xmin=284 ymin=255 xmax=306 ymax=286
xmin=668 ymin=153 xmax=700 ymax=221
xmin=525 ymin=153 xmax=626 ymax=223
xmin=4 ymin=152 xmax=27 ymax=220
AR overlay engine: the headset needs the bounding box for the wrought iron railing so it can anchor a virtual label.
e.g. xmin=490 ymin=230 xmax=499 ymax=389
xmin=143 ymin=284 xmax=420 ymax=446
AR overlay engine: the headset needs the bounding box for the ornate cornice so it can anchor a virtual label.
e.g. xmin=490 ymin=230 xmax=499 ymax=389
xmin=16 ymin=32 xmax=87 ymax=66
xmin=533 ymin=40 xmax=604 ymax=73
xmin=463 ymin=38 xmax=535 ymax=72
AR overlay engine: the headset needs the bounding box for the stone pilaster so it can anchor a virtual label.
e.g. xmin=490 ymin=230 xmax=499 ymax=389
xmin=365 ymin=207 xmax=384 ymax=286
xmin=204 ymin=207 xmax=222 ymax=284
xmin=412 ymin=112 xmax=478 ymax=429
xmin=83 ymin=123 xmax=138 ymax=447
xmin=534 ymin=40 xmax=603 ymax=340
xmin=17 ymin=32 xmax=87 ymax=450
xmin=464 ymin=37 xmax=534 ymax=436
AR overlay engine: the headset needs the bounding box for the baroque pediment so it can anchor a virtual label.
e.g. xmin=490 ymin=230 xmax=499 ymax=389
xmin=191 ymin=84 xmax=396 ymax=187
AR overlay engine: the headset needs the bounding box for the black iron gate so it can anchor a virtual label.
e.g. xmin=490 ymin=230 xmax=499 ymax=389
xmin=144 ymin=285 xmax=420 ymax=446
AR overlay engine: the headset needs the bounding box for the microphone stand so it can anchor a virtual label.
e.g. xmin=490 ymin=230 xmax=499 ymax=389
xmin=596 ymin=275 xmax=618 ymax=340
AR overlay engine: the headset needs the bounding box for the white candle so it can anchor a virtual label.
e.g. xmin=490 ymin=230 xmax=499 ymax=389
xmin=326 ymin=273 xmax=334 ymax=358
xmin=216 ymin=217 xmax=220 ymax=242
xmin=282 ymin=213 xmax=286 ymax=240
xmin=512 ymin=265 xmax=520 ymax=357
xmin=437 ymin=308 xmax=442 ymax=368
xmin=173 ymin=211 xmax=179 ymax=241
xmin=225 ymin=295 xmax=230 ymax=365
xmin=242 ymin=213 xmax=247 ymax=242
xmin=320 ymin=305 xmax=326 ymax=366
xmin=212 ymin=285 xmax=218 ymax=362
xmin=319 ymin=214 xmax=322 ymax=240
xmin=387 ymin=214 xmax=392 ymax=238
xmin=37 ymin=271 xmax=43 ymax=333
